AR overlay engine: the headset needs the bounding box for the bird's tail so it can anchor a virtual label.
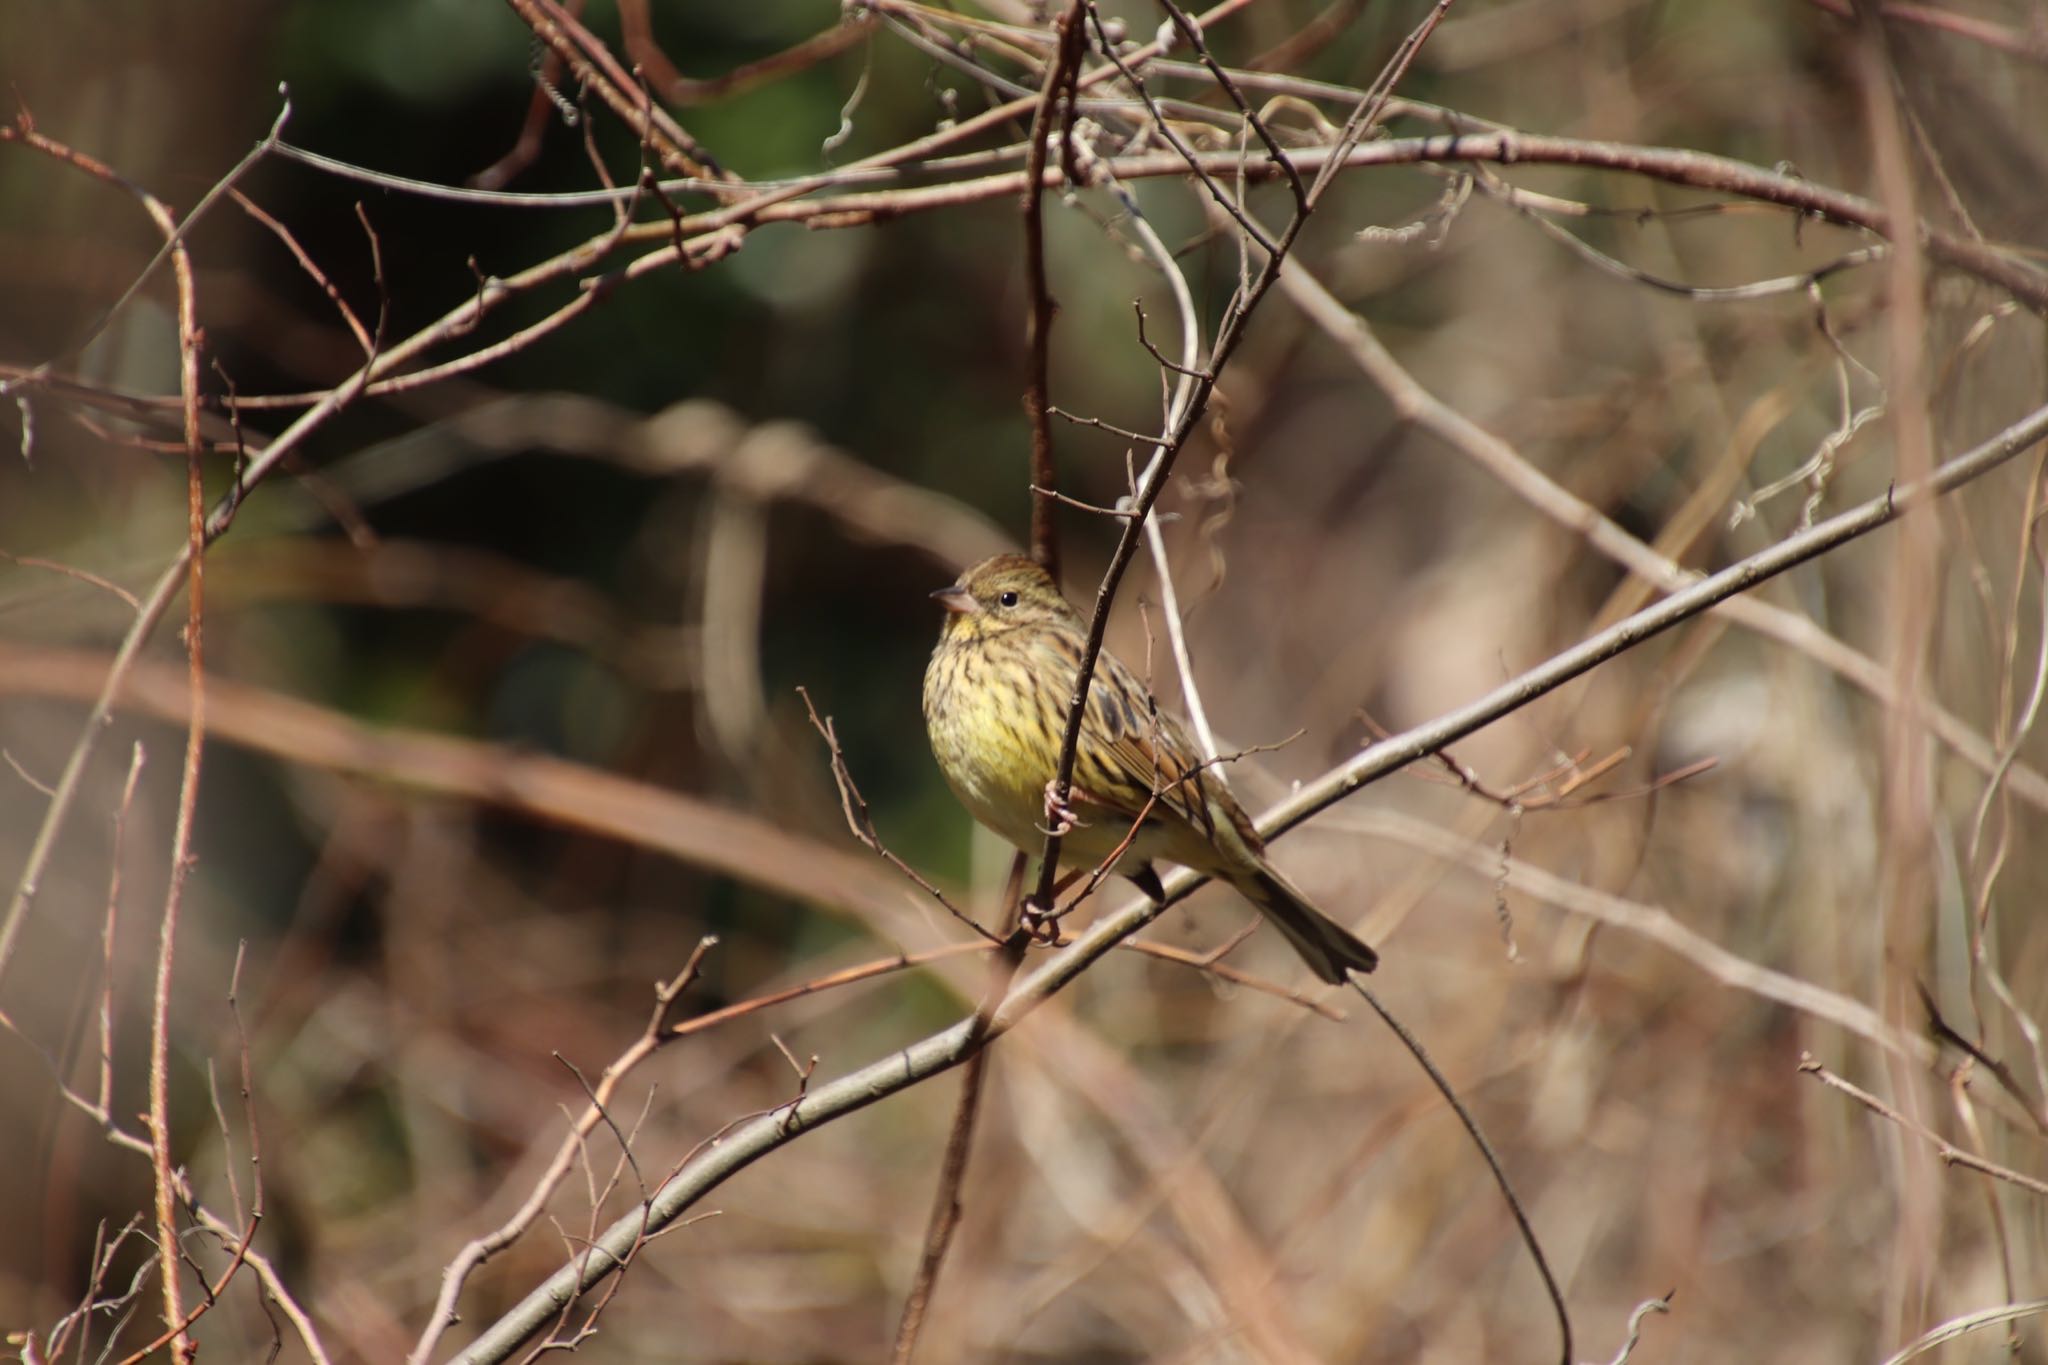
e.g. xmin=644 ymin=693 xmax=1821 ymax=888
xmin=1229 ymin=862 xmax=1378 ymax=984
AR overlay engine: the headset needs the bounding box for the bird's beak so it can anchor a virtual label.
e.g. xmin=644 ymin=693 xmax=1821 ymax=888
xmin=930 ymin=585 xmax=979 ymax=614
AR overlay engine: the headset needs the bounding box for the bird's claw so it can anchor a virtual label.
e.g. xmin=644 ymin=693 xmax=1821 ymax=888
xmin=1041 ymin=780 xmax=1080 ymax=837
xmin=1019 ymin=900 xmax=1061 ymax=942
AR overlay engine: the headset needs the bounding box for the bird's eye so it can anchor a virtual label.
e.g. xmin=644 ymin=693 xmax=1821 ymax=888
xmin=998 ymin=590 xmax=1019 ymax=608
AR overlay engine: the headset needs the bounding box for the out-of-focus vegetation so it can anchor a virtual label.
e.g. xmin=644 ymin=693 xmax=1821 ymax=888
xmin=4 ymin=1 xmax=2048 ymax=1361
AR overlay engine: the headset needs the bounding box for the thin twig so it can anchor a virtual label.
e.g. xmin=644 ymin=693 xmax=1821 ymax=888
xmin=0 ymin=552 xmax=144 ymax=612
xmin=1063 ymin=123 xmax=1229 ymax=773
xmin=1349 ymin=979 xmax=1573 ymax=1365
xmin=1805 ymin=0 xmax=2048 ymax=62
xmin=1799 ymin=1054 xmax=2048 ymax=1197
xmin=1876 ymin=1300 xmax=2048 ymax=1365
xmin=1119 ymin=937 xmax=1346 ymax=1019
xmin=97 ymin=743 xmax=145 ymax=1116
xmin=1021 ymin=0 xmax=1088 ymax=577
xmin=890 ymin=848 xmax=1031 ymax=1359
xmin=1087 ymin=2 xmax=1280 ymax=254
xmin=622 ymin=5 xmax=869 ymax=107
xmin=1043 ymin=410 xmax=1171 ymax=445
xmin=1600 ymin=1293 xmax=1674 ymax=1365
xmin=109 ymin=943 xmax=269 ymax=1365
xmin=888 ymin=1050 xmax=991 ymax=1362
xmin=798 ymin=687 xmax=996 ymax=939
xmin=1029 ymin=483 xmax=1143 ymax=517
xmin=145 ymin=128 xmax=212 ymax=1365
xmin=502 ymin=0 xmax=728 ymax=182
xmin=229 ymin=188 xmax=374 ymax=356
xmin=407 ymin=939 xmax=717 ymax=1365
xmin=1918 ymin=982 xmax=2048 ymax=1137
xmin=1156 ymin=0 xmax=1306 ymax=210
xmin=668 ymin=943 xmax=995 ymax=1041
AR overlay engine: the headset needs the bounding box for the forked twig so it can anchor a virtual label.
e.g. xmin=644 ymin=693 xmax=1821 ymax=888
xmin=1799 ymin=1053 xmax=2048 ymax=1198
xmin=408 ymin=939 xmax=717 ymax=1365
xmin=798 ymin=687 xmax=997 ymax=941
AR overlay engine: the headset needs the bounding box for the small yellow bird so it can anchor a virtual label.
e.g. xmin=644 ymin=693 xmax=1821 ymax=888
xmin=922 ymin=555 xmax=1377 ymax=984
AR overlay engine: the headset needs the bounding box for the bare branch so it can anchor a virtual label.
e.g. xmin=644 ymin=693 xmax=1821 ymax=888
xmin=1022 ymin=1 xmax=1089 ymax=578
xmin=1800 ymin=1055 xmax=2048 ymax=1198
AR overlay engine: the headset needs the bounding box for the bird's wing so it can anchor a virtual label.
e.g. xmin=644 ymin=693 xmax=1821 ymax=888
xmin=1068 ymin=652 xmax=1225 ymax=844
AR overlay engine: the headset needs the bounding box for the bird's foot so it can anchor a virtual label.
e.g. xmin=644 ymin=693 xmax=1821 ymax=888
xmin=1019 ymin=899 xmax=1061 ymax=943
xmin=1041 ymin=780 xmax=1081 ymax=837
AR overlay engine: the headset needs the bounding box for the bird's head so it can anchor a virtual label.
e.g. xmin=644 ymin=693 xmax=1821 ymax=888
xmin=931 ymin=555 xmax=1076 ymax=641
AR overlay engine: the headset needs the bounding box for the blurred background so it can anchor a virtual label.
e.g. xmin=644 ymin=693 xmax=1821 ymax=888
xmin=4 ymin=1 xmax=2048 ymax=1360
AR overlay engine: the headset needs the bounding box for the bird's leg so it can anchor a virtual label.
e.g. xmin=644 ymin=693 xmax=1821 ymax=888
xmin=1024 ymin=785 xmax=1081 ymax=933
xmin=1021 ymin=867 xmax=1086 ymax=940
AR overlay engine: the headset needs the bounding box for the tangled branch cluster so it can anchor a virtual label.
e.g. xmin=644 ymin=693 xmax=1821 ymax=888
xmin=5 ymin=1 xmax=2048 ymax=1361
